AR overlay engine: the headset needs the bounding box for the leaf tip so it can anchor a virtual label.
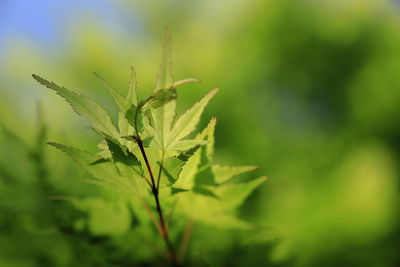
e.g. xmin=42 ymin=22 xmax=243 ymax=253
xmin=47 ymin=142 xmax=64 ymax=150
xmin=207 ymin=88 xmax=219 ymax=104
xmin=32 ymin=74 xmax=41 ymax=82
xmin=172 ymin=78 xmax=202 ymax=88
xmin=93 ymin=72 xmax=104 ymax=81
xmin=207 ymin=88 xmax=219 ymax=99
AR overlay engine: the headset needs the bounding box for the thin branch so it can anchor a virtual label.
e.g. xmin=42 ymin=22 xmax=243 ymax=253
xmin=139 ymin=197 xmax=162 ymax=235
xmin=178 ymin=219 xmax=195 ymax=262
xmin=133 ymin=100 xmax=179 ymax=265
xmin=141 ymin=174 xmax=153 ymax=188
xmin=136 ymin=137 xmax=157 ymax=192
xmin=134 ymin=133 xmax=179 ymax=265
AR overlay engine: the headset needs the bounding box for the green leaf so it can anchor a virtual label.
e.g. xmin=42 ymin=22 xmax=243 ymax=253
xmin=158 ymin=156 xmax=185 ymax=187
xmin=172 ymin=113 xmax=266 ymax=228
xmin=32 ymin=75 xmax=120 ymax=141
xmin=34 ymin=32 xmax=268 ymax=240
xmin=215 ymin=176 xmax=267 ymax=209
xmin=105 ymin=139 xmax=149 ymax=195
xmin=94 ymin=72 xmax=130 ymax=111
xmin=93 ymin=72 xmax=136 ymax=143
xmin=146 ymin=29 xmax=176 ymax=151
xmin=177 ymin=176 xmax=267 ymax=229
xmin=167 ymin=88 xmax=218 ymax=150
xmin=140 ymin=88 xmax=177 ymax=111
xmin=167 ymin=140 xmax=207 ymax=151
xmin=119 ymin=110 xmax=135 ymax=139
xmin=125 ymin=104 xmax=143 ymax=133
xmin=48 ymin=142 xmax=119 ymax=184
xmin=132 ymin=88 xmax=177 ymax=149
xmin=154 ymin=29 xmax=173 ymax=92
xmin=62 ymin=197 xmax=131 ymax=236
xmin=173 ymin=117 xmax=217 ymax=189
xmin=177 ymin=191 xmax=250 ymax=229
xmin=194 ymin=147 xmax=215 ymax=187
xmin=148 ymin=89 xmax=217 ymax=152
xmin=96 ymin=139 xmax=112 ymax=158
xmin=105 ymin=139 xmax=140 ymax=168
xmin=196 ymin=117 xmax=217 ymax=159
xmin=212 ymin=165 xmax=259 ymax=184
xmin=173 ymin=147 xmax=201 ymax=190
xmin=48 ymin=142 xmax=147 ymax=195
xmin=0 ymin=123 xmax=33 ymax=182
xmin=149 ymin=96 xmax=176 ymax=150
xmin=127 ymin=66 xmax=138 ymax=106
xmin=140 ymin=30 xmax=213 ymax=152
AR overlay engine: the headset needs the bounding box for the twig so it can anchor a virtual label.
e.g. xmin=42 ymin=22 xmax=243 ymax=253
xmin=139 ymin=197 xmax=162 ymax=235
xmin=134 ymin=132 xmax=179 ymax=265
xmin=178 ymin=219 xmax=195 ymax=262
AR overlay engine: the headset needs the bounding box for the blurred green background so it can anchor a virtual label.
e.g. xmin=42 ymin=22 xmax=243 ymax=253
xmin=1 ymin=0 xmax=400 ymax=266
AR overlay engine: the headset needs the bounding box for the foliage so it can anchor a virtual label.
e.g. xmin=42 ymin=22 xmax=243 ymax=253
xmin=2 ymin=1 xmax=399 ymax=266
xmin=32 ymin=33 xmax=266 ymax=265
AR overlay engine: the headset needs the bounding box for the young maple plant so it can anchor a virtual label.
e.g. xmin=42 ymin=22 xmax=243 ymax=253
xmin=32 ymin=34 xmax=266 ymax=265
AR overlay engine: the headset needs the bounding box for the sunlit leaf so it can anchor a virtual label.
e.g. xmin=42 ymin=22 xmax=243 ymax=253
xmin=127 ymin=66 xmax=138 ymax=106
xmin=213 ymin=165 xmax=259 ymax=184
xmin=32 ymin=74 xmax=120 ymax=141
xmin=94 ymin=72 xmax=130 ymax=111
xmin=167 ymin=88 xmax=218 ymax=150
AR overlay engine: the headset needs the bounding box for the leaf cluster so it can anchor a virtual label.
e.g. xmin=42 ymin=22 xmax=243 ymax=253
xmin=32 ymin=33 xmax=266 ymax=246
